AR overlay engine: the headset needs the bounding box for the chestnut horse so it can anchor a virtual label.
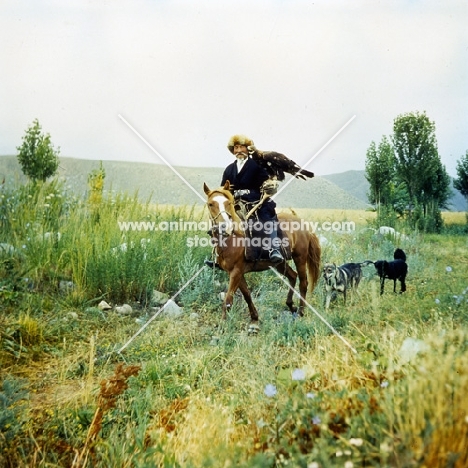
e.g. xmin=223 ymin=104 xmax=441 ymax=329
xmin=204 ymin=181 xmax=321 ymax=332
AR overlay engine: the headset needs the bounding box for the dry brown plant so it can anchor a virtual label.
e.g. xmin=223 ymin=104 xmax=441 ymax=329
xmin=72 ymin=363 xmax=141 ymax=468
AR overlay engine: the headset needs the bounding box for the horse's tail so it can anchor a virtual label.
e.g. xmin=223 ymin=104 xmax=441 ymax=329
xmin=307 ymin=232 xmax=321 ymax=292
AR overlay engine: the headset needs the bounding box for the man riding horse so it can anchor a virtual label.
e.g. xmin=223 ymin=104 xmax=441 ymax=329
xmin=206 ymin=134 xmax=284 ymax=266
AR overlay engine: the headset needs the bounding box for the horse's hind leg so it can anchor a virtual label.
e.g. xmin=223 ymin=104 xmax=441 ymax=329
xmin=275 ymin=263 xmax=299 ymax=314
xmin=293 ymin=258 xmax=309 ymax=316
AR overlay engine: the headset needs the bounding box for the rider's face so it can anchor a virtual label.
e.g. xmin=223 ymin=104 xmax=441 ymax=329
xmin=233 ymin=144 xmax=248 ymax=159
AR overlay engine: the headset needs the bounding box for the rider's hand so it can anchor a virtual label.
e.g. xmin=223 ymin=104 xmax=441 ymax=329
xmin=234 ymin=189 xmax=249 ymax=199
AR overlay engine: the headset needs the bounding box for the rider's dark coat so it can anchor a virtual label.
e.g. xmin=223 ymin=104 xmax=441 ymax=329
xmin=221 ymin=157 xmax=277 ymax=222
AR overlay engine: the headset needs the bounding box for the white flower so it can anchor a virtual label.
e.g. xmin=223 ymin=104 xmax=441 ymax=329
xmin=336 ymin=450 xmax=343 ymax=457
xmin=349 ymin=438 xmax=363 ymax=446
xmin=291 ymin=368 xmax=306 ymax=381
xmin=306 ymin=392 xmax=316 ymax=399
xmin=307 ymin=463 xmax=319 ymax=468
xmin=312 ymin=415 xmax=321 ymax=425
xmin=380 ymin=381 xmax=389 ymax=388
xmin=264 ymin=384 xmax=277 ymax=397
xmin=446 ymin=266 xmax=452 ymax=272
xmin=344 ymin=462 xmax=354 ymax=468
xmin=435 ymin=298 xmax=440 ymax=304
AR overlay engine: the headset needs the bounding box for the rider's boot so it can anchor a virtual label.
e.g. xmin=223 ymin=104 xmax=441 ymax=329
xmin=268 ymin=229 xmax=284 ymax=263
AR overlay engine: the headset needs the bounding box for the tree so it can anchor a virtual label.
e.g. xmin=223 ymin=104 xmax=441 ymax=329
xmin=392 ymin=112 xmax=437 ymax=211
xmin=365 ymin=137 xmax=395 ymax=208
xmin=392 ymin=111 xmax=450 ymax=231
xmin=87 ymin=162 xmax=106 ymax=223
xmin=16 ymin=119 xmax=60 ymax=182
xmin=454 ymin=150 xmax=468 ymax=202
xmin=365 ymin=136 xmax=403 ymax=225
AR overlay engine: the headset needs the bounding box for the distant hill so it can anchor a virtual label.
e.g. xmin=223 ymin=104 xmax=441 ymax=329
xmin=0 ymin=156 xmax=368 ymax=210
xmin=321 ymin=170 xmax=369 ymax=204
xmin=322 ymin=169 xmax=467 ymax=212
xmin=1 ymin=156 xmax=465 ymax=211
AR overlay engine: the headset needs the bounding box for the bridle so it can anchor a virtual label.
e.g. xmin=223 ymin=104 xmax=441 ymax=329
xmin=206 ymin=193 xmax=236 ymax=237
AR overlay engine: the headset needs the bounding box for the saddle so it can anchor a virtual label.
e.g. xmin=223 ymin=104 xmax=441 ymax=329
xmin=234 ymin=200 xmax=292 ymax=263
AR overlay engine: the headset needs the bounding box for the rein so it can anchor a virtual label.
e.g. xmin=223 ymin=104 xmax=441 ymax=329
xmin=208 ymin=208 xmax=233 ymax=226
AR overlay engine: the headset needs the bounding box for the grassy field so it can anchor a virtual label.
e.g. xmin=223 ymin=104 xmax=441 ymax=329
xmin=1 ymin=181 xmax=468 ymax=467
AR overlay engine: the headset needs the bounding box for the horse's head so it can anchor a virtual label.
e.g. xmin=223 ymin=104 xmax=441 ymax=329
xmin=203 ymin=181 xmax=240 ymax=236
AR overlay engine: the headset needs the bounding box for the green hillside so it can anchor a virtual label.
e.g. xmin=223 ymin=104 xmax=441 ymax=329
xmin=0 ymin=156 xmax=368 ymax=210
xmin=2 ymin=156 xmax=465 ymax=210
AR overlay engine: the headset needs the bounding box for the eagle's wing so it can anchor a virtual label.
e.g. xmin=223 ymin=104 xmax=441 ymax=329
xmin=248 ymin=146 xmax=282 ymax=179
xmin=262 ymin=151 xmax=314 ymax=180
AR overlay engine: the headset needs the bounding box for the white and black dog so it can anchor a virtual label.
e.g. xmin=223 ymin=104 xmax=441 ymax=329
xmin=323 ymin=261 xmax=373 ymax=309
xmin=372 ymin=248 xmax=407 ymax=295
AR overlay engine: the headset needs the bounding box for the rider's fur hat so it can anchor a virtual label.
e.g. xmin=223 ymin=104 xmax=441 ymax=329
xmin=227 ymin=134 xmax=254 ymax=154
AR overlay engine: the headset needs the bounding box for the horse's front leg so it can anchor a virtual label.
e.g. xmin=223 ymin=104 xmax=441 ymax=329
xmin=238 ymin=276 xmax=260 ymax=333
xmin=222 ymin=268 xmax=243 ymax=320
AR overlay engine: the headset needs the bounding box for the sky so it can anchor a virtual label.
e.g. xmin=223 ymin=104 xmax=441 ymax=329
xmin=1 ymin=0 xmax=467 ymax=177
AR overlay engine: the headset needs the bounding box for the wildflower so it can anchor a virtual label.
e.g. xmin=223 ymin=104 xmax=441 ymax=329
xmin=344 ymin=462 xmax=354 ymax=468
xmin=336 ymin=450 xmax=343 ymax=457
xmin=435 ymin=298 xmax=440 ymax=304
xmin=292 ymin=368 xmax=306 ymax=381
xmin=264 ymin=384 xmax=277 ymax=397
xmin=446 ymin=266 xmax=452 ymax=272
xmin=306 ymin=392 xmax=316 ymax=399
xmin=312 ymin=415 xmax=321 ymax=425
xmin=349 ymin=438 xmax=363 ymax=446
xmin=380 ymin=381 xmax=389 ymax=388
xmin=380 ymin=442 xmax=391 ymax=453
xmin=308 ymin=463 xmax=319 ymax=468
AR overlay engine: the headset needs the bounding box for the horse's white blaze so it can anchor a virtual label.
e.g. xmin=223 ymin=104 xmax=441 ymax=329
xmin=212 ymin=194 xmax=233 ymax=235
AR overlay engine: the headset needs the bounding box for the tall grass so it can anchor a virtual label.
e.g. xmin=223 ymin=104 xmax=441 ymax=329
xmin=1 ymin=180 xmax=467 ymax=467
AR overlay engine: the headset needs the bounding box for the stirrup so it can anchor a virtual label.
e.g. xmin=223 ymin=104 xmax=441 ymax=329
xmin=269 ymin=249 xmax=284 ymax=263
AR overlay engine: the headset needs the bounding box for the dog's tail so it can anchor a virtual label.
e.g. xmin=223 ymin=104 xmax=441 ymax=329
xmin=394 ymin=249 xmax=406 ymax=261
xmin=359 ymin=260 xmax=375 ymax=266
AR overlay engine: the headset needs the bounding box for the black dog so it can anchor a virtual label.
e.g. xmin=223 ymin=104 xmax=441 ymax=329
xmin=322 ymin=261 xmax=373 ymax=309
xmin=373 ymin=248 xmax=407 ymax=295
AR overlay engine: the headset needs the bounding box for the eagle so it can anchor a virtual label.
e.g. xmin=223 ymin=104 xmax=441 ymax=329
xmin=247 ymin=146 xmax=314 ymax=181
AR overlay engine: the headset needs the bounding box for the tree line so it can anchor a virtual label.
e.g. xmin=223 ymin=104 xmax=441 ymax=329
xmin=11 ymin=116 xmax=468 ymax=233
xmin=365 ymin=111 xmax=468 ymax=232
